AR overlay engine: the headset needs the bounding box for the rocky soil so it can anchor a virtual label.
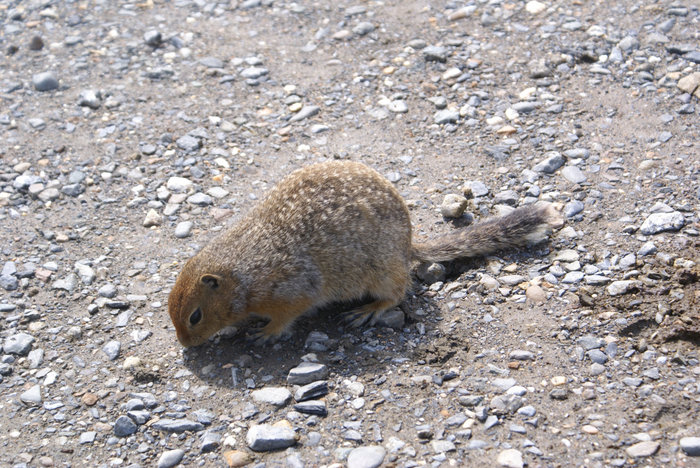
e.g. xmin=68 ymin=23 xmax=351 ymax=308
xmin=1 ymin=0 xmax=699 ymax=467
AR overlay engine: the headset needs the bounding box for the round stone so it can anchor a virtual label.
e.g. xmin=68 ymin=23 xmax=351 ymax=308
xmin=32 ymin=72 xmax=59 ymax=91
xmin=347 ymin=445 xmax=386 ymax=468
xmin=157 ymin=449 xmax=185 ymax=468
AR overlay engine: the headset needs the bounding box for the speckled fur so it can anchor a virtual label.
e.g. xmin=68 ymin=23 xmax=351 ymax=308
xmin=168 ymin=161 xmax=562 ymax=347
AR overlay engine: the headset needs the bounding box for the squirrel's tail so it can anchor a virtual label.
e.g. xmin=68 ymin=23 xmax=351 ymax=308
xmin=411 ymin=202 xmax=564 ymax=263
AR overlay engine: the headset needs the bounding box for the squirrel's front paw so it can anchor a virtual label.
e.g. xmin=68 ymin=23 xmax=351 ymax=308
xmin=246 ymin=325 xmax=291 ymax=346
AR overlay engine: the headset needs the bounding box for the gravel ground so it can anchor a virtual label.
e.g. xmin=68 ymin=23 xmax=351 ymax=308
xmin=1 ymin=0 xmax=699 ymax=467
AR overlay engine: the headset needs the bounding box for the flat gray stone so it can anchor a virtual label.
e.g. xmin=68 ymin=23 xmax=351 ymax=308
xmin=561 ymin=165 xmax=587 ymax=184
xmin=4 ymin=333 xmax=35 ymax=355
xmin=347 ymin=445 xmax=386 ymax=468
xmin=533 ymin=152 xmax=565 ymax=173
xmin=587 ymin=349 xmax=608 ymax=364
xmin=246 ymin=424 xmax=297 ymax=451
xmin=625 ymin=440 xmax=659 ymax=458
xmin=607 ymin=280 xmax=641 ymax=296
xmin=434 ymin=109 xmax=459 ymax=124
xmin=20 ymin=384 xmax=42 ymax=405
xmin=640 ymin=212 xmax=685 ymax=235
xmin=79 ymin=431 xmax=97 ymax=444
xmin=287 ymin=362 xmax=328 ymax=385
xmin=290 ymin=105 xmax=320 ymax=122
xmin=167 ymin=177 xmax=193 ymax=192
xmin=157 ymin=449 xmax=185 ymax=468
xmin=152 ymin=419 xmax=205 ymax=433
xmin=175 ymin=221 xmax=193 ymax=238
xmin=186 ymin=193 xmax=212 ymax=206
xmin=497 ymin=448 xmax=524 ymax=468
xmin=294 ymin=380 xmax=329 ymax=402
xmin=251 ymin=387 xmax=292 ymax=407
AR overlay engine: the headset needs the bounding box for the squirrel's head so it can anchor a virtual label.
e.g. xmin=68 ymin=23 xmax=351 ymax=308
xmin=168 ymin=258 xmax=246 ymax=347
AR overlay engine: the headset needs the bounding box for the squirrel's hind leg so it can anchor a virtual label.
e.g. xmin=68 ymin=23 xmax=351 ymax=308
xmin=345 ymin=298 xmax=401 ymax=328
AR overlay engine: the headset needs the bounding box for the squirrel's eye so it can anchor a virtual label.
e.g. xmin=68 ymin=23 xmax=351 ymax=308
xmin=189 ymin=308 xmax=202 ymax=326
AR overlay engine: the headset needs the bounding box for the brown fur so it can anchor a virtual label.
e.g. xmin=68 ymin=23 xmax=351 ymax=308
xmin=168 ymin=161 xmax=563 ymax=347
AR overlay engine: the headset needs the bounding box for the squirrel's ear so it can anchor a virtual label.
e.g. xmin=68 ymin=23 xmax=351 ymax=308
xmin=200 ymin=274 xmax=221 ymax=290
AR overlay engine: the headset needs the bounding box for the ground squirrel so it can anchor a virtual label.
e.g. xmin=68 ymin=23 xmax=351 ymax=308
xmin=168 ymin=160 xmax=563 ymax=347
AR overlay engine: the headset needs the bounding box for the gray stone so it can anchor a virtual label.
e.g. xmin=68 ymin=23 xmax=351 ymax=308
xmin=561 ymin=166 xmax=586 ymax=184
xmin=33 ymin=72 xmax=59 ymax=91
xmin=4 ymin=333 xmax=35 ymax=355
xmin=441 ymin=194 xmax=468 ymax=218
xmin=533 ymin=152 xmax=565 ymax=173
xmin=494 ymin=190 xmax=518 ymax=206
xmin=152 ymin=419 xmax=205 ymax=433
xmin=293 ymin=400 xmax=327 ymax=416
xmin=607 ymin=280 xmax=641 ymax=296
xmin=680 ymin=437 xmax=700 ymax=457
xmin=27 ymin=348 xmax=43 ymax=368
xmin=585 ymin=274 xmax=610 ymax=285
xmin=52 ymin=274 xmax=78 ymax=292
xmin=251 ymin=387 xmax=292 ymax=407
xmin=99 ymin=283 xmax=118 ymax=298
xmin=14 ymin=174 xmax=43 ymax=190
xmin=638 ymin=241 xmax=657 ymax=256
xmin=347 ymin=445 xmax=386 ymax=468
xmin=353 ymin=22 xmax=375 ymax=36
xmin=564 ymin=200 xmax=584 ymax=218
xmin=0 ymin=275 xmax=18 ymax=291
xmin=75 ymin=262 xmax=96 ymax=285
xmin=175 ymin=221 xmax=193 ymax=238
xmin=423 ymin=45 xmax=447 ymax=62
xmin=20 ymin=384 xmax=42 ymax=405
xmin=509 ymin=350 xmax=534 ymax=361
xmin=114 ymin=415 xmax=137 ymax=437
xmin=497 ymin=448 xmax=524 ymax=468
xmin=618 ymin=36 xmax=639 ymax=51
xmin=157 ymin=449 xmax=184 ymax=468
xmin=625 ymin=440 xmax=659 ymax=458
xmin=186 ymin=193 xmax=212 ymax=206
xmin=464 ymin=180 xmax=489 ymax=197
xmin=493 ymin=378 xmax=516 ymax=392
xmin=499 ymin=275 xmax=526 ymax=286
xmin=294 ymin=380 xmax=329 ymax=402
xmin=623 ymin=377 xmax=642 ymax=387
xmin=434 ymin=109 xmax=459 ymax=124
xmin=61 ymin=183 xmax=85 ymax=197
xmin=587 ymin=349 xmax=608 ymax=364
xmin=577 ymin=335 xmax=605 ymax=350
xmin=167 ymin=177 xmax=193 ymax=192
xmin=290 ymin=105 xmax=320 ymax=122
xmin=176 ymin=135 xmax=201 ymax=152
xmin=127 ymin=410 xmax=150 ymax=425
xmin=287 ymin=362 xmax=328 ymax=385
xmin=102 ymin=340 xmax=121 ymax=360
xmin=78 ymin=89 xmax=101 ymax=109
xmin=79 ymin=431 xmax=97 ymax=444
xmin=246 ymin=424 xmax=297 ymax=451
xmin=200 ymin=431 xmax=221 ymax=452
xmin=200 ymin=57 xmax=224 ymax=68
xmin=144 ymin=30 xmax=162 ymax=47
xmin=240 ymin=67 xmax=268 ymax=79
xmin=640 ymin=212 xmax=685 ymax=235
